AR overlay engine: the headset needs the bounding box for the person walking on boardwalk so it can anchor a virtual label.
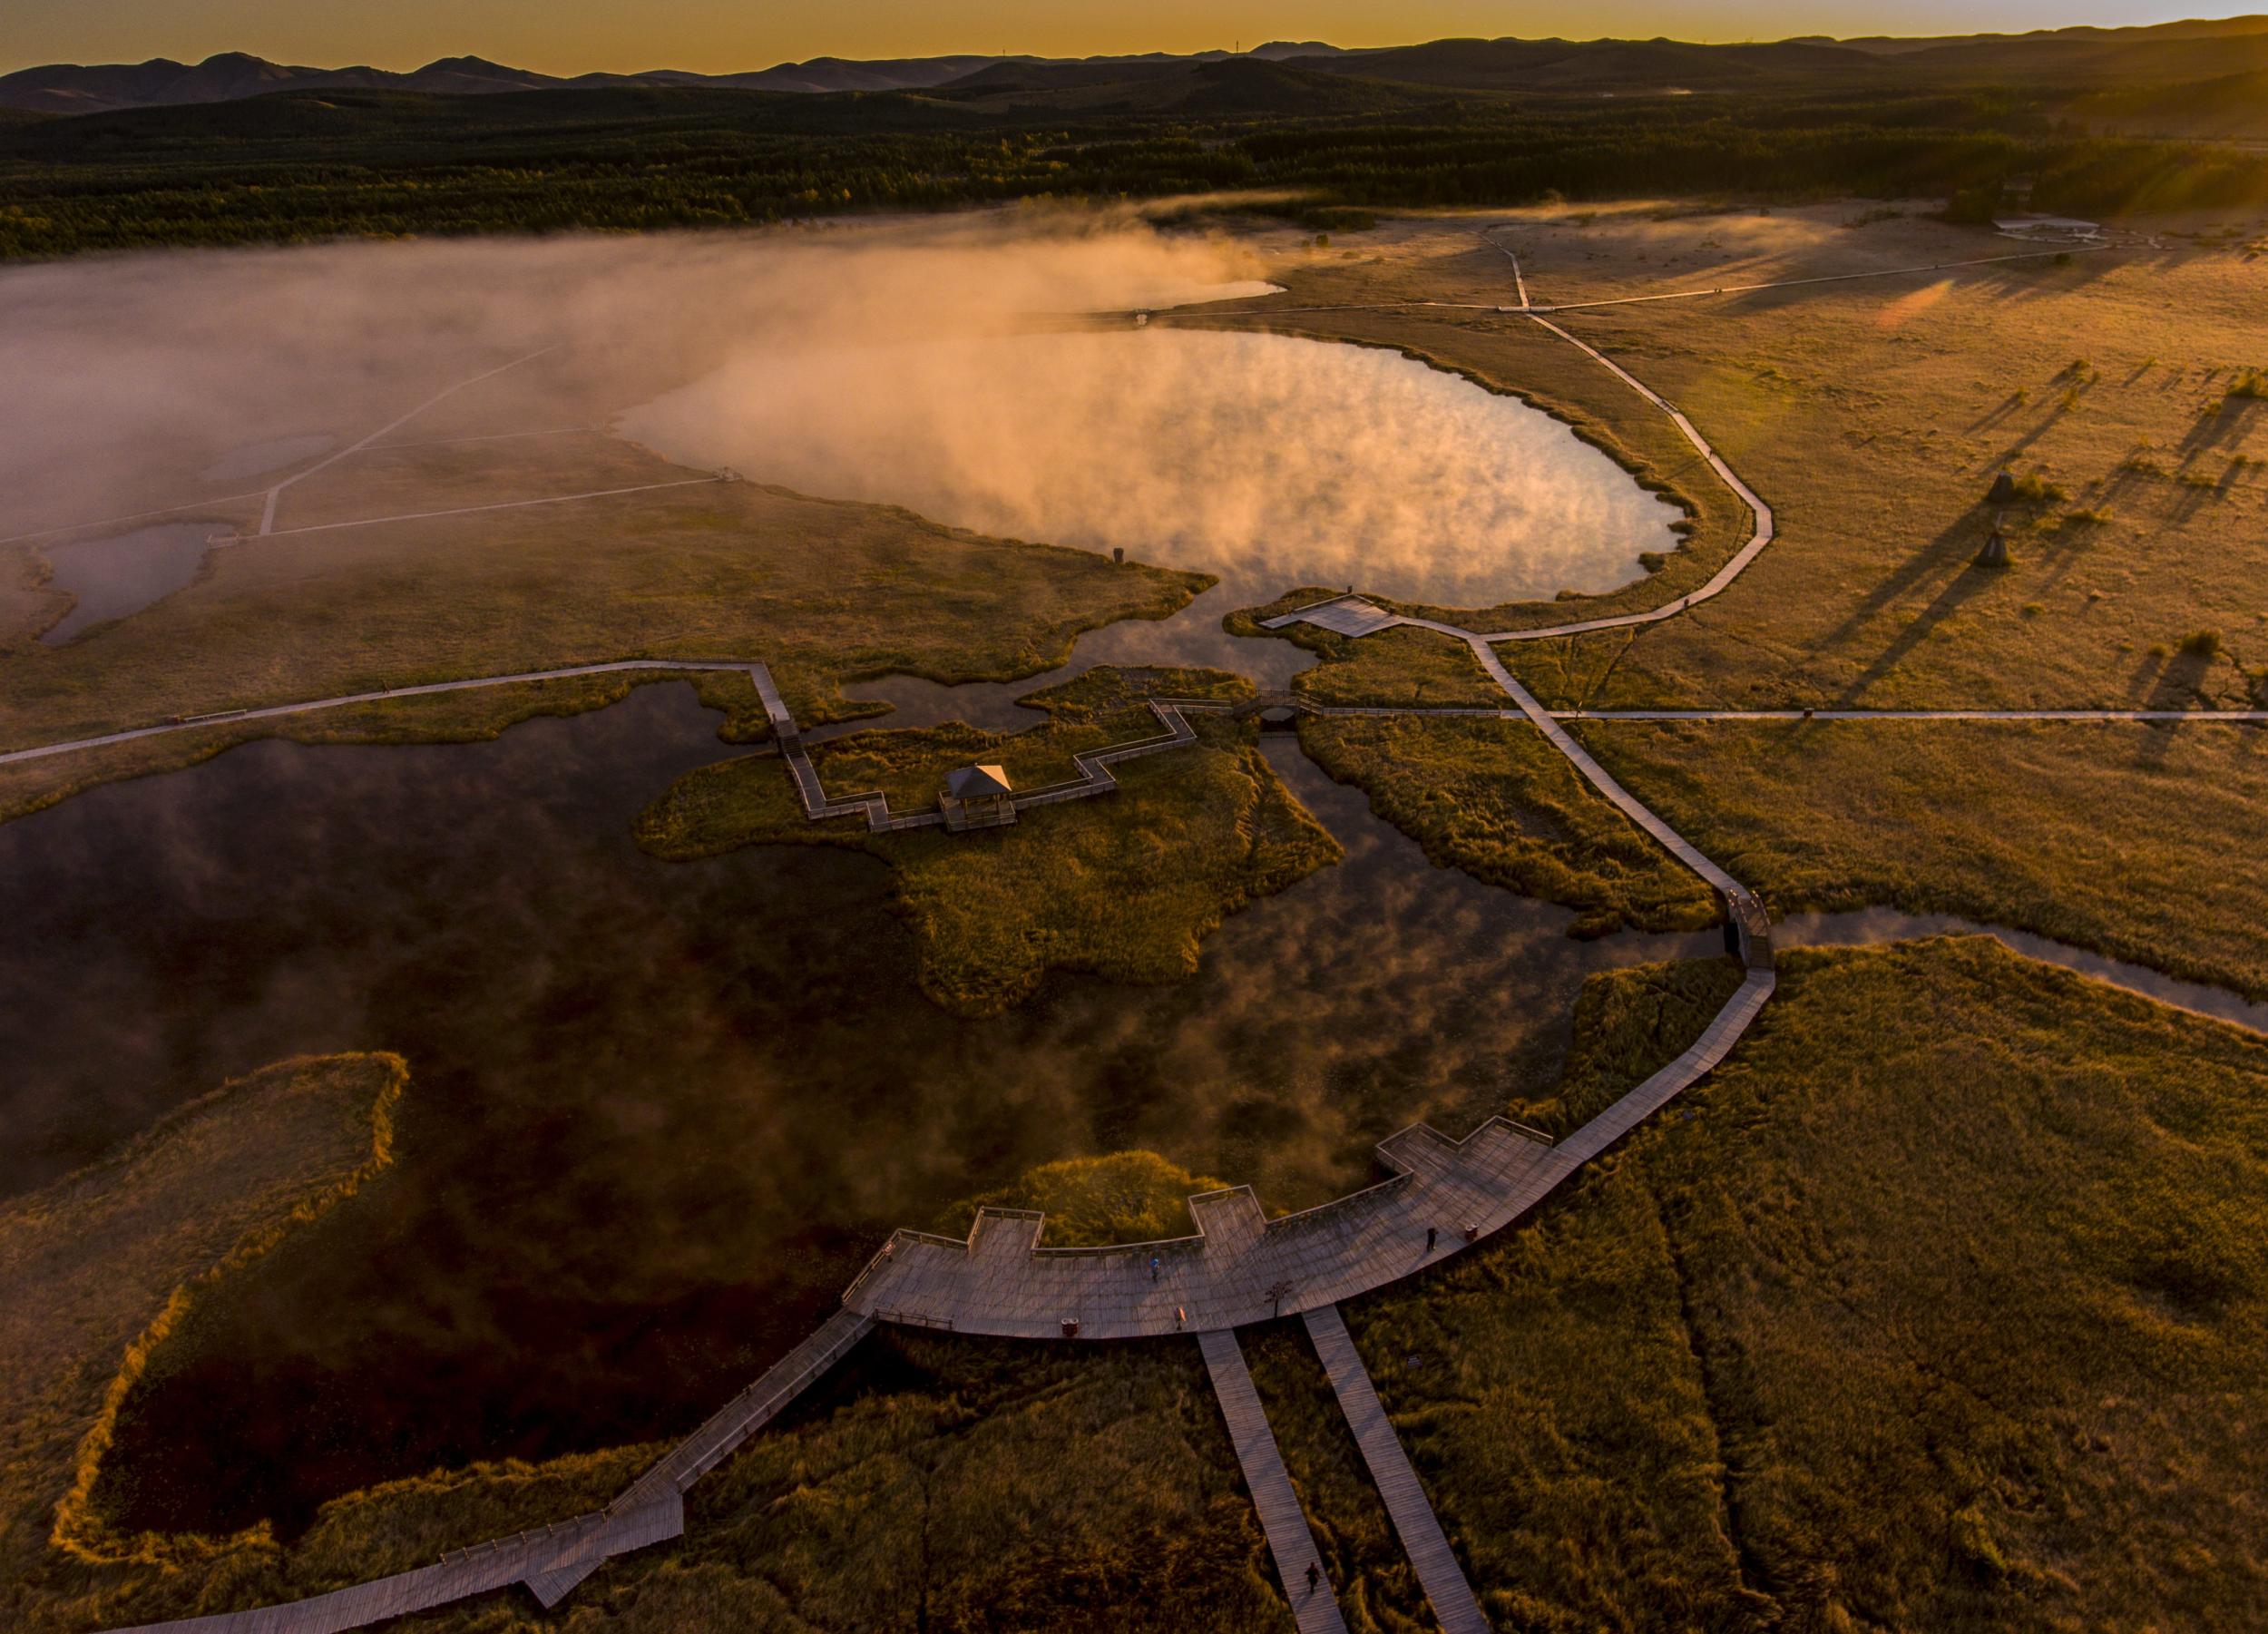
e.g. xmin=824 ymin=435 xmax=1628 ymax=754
xmin=1150 ymin=1254 xmax=1161 ymax=1281
xmin=1425 ymin=1226 xmax=1438 ymax=1252
xmin=1306 ymin=1561 xmax=1321 ymax=1592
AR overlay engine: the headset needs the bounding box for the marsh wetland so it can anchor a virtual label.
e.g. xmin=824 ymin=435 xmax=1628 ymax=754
xmin=4 ymin=198 xmax=2265 ymax=1634
xmin=0 ymin=680 xmax=1713 ymax=1536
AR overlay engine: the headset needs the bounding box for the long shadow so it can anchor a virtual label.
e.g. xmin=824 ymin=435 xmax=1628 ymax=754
xmin=2029 ymin=513 xmax=2111 ymax=589
xmin=1959 ymin=244 xmax=2168 ymax=304
xmin=2132 ymin=650 xmax=2224 ymax=768
xmin=2097 ymin=447 xmax=2165 ymax=511
xmin=1818 ymin=509 xmax=1999 ymax=651
xmin=1833 ymin=553 xmax=2005 ymax=707
xmin=1964 ymin=388 xmax=2033 ymax=434
xmin=1989 ymin=371 xmax=2100 ymax=468
xmin=2178 ymin=395 xmax=2263 ymax=460
xmin=1990 ymin=409 xmax=2072 ymax=468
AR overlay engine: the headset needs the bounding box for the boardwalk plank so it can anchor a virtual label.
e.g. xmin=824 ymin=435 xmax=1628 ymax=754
xmin=1304 ymin=1306 xmax=1491 ymax=1634
xmin=1197 ymin=1330 xmax=1349 ymax=1634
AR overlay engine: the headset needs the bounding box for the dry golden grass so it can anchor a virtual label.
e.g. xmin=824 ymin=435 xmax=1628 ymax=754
xmin=1481 ymin=206 xmax=2268 ymax=711
xmin=0 ymin=1054 xmax=404 ymax=1626
xmin=1579 ymin=717 xmax=2268 ymax=1000
xmin=1298 ymin=713 xmax=1720 ymax=936
xmin=1337 ymin=936 xmax=2268 ymax=1632
xmin=1220 ymin=205 xmax=2266 ymax=712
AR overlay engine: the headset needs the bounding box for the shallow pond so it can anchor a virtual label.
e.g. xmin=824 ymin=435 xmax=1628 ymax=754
xmin=623 ymin=328 xmax=1682 ymax=618
xmin=0 ymin=684 xmax=1715 ymax=1535
xmin=38 ymin=521 xmax=217 ymax=644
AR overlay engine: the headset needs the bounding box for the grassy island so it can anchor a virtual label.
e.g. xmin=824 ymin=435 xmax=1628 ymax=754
xmin=636 ymin=667 xmax=1343 ymax=1016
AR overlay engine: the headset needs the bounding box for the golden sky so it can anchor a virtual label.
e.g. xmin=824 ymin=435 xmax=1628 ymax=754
xmin=4 ymin=0 xmax=2212 ymax=76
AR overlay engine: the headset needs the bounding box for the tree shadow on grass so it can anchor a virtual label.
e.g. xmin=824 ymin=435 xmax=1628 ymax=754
xmin=1961 ymin=245 xmax=2164 ymax=305
xmin=1817 ymin=510 xmax=1996 ymax=655
xmin=2178 ymin=396 xmax=2263 ymax=461
xmin=1832 ymin=555 xmax=2005 ymax=708
xmin=1989 ymin=378 xmax=2097 ymax=469
xmin=1964 ymin=388 xmax=2033 ymax=435
xmin=2125 ymin=648 xmax=2230 ymax=767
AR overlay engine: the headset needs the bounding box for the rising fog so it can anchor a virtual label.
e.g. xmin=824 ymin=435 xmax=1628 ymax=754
xmin=0 ymin=215 xmax=1266 ymax=534
xmin=5 ymin=212 xmax=1675 ymax=603
xmin=623 ymin=325 xmax=1678 ymax=605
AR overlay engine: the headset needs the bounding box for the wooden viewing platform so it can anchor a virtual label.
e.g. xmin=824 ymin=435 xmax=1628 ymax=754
xmin=842 ymin=969 xmax=1771 ymax=1337
xmin=755 ymin=664 xmax=1205 ymax=835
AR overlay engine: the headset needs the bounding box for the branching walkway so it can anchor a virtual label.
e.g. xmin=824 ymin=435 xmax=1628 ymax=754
xmin=235 ymin=476 xmax=728 ymax=542
xmin=1304 ymin=1306 xmax=1488 ymax=1634
xmin=1198 ymin=1330 xmax=1348 ymax=1634
xmin=254 ymin=347 xmax=562 ymax=535
xmin=109 ymin=1312 xmax=874 ymax=1634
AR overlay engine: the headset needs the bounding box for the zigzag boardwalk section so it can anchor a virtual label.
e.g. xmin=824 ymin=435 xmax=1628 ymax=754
xmin=1197 ymin=1329 xmax=1349 ymax=1634
xmin=758 ymin=662 xmax=1204 ymax=833
xmin=1302 ymin=1306 xmax=1489 ymax=1634
xmin=845 ymin=964 xmax=1771 ymax=1338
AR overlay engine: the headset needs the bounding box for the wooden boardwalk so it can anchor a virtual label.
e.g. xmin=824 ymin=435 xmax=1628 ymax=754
xmin=1303 ymin=1306 xmax=1489 ymax=1634
xmin=768 ymin=668 xmax=1203 ymax=834
xmin=844 ymin=968 xmax=1769 ymax=1339
xmin=0 ymin=658 xmax=773 ymax=768
xmin=1198 ymin=1329 xmax=1348 ymax=1634
xmin=85 ymin=286 xmax=1800 ymax=1634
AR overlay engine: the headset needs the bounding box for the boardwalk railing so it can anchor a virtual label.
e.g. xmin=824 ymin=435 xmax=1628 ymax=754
xmin=780 ymin=693 xmax=1201 ymax=832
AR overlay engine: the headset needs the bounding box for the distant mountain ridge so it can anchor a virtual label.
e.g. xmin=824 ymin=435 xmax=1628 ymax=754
xmin=0 ymin=40 xmax=1360 ymax=115
xmin=5 ymin=17 xmax=2267 ymax=116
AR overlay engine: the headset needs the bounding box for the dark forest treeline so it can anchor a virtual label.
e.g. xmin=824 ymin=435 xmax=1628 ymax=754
xmin=3 ymin=85 xmax=2264 ymax=258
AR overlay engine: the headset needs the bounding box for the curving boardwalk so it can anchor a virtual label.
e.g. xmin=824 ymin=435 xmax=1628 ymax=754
xmin=843 ymin=969 xmax=1773 ymax=1338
